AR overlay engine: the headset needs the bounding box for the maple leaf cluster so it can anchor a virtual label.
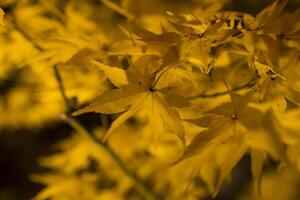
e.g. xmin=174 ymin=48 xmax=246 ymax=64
xmin=1 ymin=0 xmax=300 ymax=199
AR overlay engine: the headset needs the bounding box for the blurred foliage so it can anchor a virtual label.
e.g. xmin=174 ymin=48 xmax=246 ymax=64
xmin=0 ymin=0 xmax=300 ymax=200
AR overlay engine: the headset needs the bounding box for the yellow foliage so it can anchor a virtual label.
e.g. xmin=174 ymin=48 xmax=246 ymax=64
xmin=1 ymin=0 xmax=300 ymax=199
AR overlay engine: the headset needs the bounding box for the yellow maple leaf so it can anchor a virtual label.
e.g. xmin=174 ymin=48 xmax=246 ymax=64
xmin=73 ymin=56 xmax=187 ymax=145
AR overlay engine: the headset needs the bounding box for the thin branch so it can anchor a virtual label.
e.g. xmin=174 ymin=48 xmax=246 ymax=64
xmin=188 ymin=79 xmax=255 ymax=99
xmin=54 ymin=66 xmax=157 ymax=200
xmin=11 ymin=11 xmax=156 ymax=199
xmin=62 ymin=115 xmax=157 ymax=200
xmin=53 ymin=65 xmax=71 ymax=112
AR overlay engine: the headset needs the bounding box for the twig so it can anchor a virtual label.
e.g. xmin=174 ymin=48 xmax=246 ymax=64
xmin=188 ymin=79 xmax=255 ymax=99
xmin=53 ymin=66 xmax=71 ymax=112
xmin=53 ymin=66 xmax=157 ymax=200
xmin=10 ymin=11 xmax=156 ymax=200
xmin=62 ymin=115 xmax=156 ymax=200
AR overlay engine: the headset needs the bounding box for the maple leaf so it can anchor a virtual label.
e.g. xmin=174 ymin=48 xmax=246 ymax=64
xmin=3 ymin=0 xmax=300 ymax=199
xmin=174 ymin=89 xmax=289 ymax=196
xmin=167 ymin=15 xmax=237 ymax=74
xmin=229 ymin=32 xmax=300 ymax=112
xmin=252 ymin=0 xmax=288 ymax=32
xmin=245 ymin=111 xmax=289 ymax=199
xmin=253 ymin=60 xmax=300 ymax=113
xmin=73 ymin=56 xmax=187 ymax=145
xmin=173 ymin=81 xmax=288 ymax=193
